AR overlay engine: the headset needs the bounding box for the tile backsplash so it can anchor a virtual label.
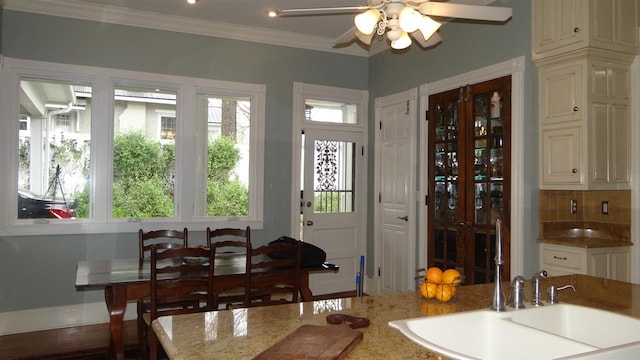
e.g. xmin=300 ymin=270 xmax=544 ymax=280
xmin=539 ymin=190 xmax=631 ymax=243
xmin=539 ymin=190 xmax=631 ymax=224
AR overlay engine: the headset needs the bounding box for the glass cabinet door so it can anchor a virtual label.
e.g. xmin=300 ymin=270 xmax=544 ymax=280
xmin=431 ymin=91 xmax=464 ymax=272
xmin=428 ymin=76 xmax=511 ymax=285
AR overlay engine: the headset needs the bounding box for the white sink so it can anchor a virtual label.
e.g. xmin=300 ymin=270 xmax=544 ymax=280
xmin=389 ymin=304 xmax=640 ymax=360
xmin=509 ymin=304 xmax=640 ymax=348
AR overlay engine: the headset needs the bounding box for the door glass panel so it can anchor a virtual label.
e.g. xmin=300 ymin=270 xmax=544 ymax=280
xmin=18 ymin=78 xmax=92 ymax=220
xmin=313 ymin=139 xmax=355 ymax=214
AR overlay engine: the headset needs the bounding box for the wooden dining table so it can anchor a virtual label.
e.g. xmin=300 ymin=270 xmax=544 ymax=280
xmin=75 ymin=255 xmax=337 ymax=360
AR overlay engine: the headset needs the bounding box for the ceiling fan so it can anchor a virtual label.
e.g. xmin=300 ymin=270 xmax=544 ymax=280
xmin=269 ymin=0 xmax=512 ymax=50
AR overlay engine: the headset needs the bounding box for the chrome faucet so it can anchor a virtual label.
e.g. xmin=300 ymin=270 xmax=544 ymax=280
xmin=508 ymin=275 xmax=526 ymax=309
xmin=531 ymin=270 xmax=548 ymax=306
xmin=491 ymin=219 xmax=507 ymax=312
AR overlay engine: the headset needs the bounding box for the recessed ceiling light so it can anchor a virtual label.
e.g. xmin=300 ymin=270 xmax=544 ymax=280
xmin=186 ymin=0 xmax=197 ymax=5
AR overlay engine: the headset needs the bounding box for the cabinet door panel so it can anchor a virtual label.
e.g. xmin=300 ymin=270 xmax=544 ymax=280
xmin=609 ymin=251 xmax=630 ymax=281
xmin=533 ymin=0 xmax=585 ymax=55
xmin=590 ymin=103 xmax=608 ymax=184
xmin=541 ymin=63 xmax=583 ymax=124
xmin=610 ymin=104 xmax=629 ymax=183
xmin=542 ymin=126 xmax=582 ymax=186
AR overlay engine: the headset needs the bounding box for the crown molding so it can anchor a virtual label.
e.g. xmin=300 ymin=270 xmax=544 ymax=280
xmin=3 ymin=0 xmax=370 ymax=57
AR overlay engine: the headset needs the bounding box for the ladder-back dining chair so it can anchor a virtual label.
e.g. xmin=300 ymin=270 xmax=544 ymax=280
xmin=147 ymin=245 xmax=214 ymax=360
xmin=137 ymin=228 xmax=188 ymax=359
xmin=248 ymin=240 xmax=302 ymax=307
xmin=205 ymin=226 xmax=250 ymax=247
xmin=210 ymin=239 xmax=252 ymax=310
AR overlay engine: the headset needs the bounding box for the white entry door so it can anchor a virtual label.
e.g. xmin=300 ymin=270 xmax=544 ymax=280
xmin=376 ymin=91 xmax=417 ymax=293
xmin=302 ymin=129 xmax=364 ymax=295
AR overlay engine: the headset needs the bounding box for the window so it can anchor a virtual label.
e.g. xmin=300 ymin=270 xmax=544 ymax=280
xmin=305 ymin=99 xmax=358 ymax=124
xmin=16 ymin=78 xmax=92 ymax=221
xmin=112 ymin=85 xmax=178 ymax=218
xmin=160 ymin=116 xmax=176 ymax=140
xmin=196 ymin=93 xmax=251 ymax=217
xmin=0 ymin=58 xmax=265 ymax=235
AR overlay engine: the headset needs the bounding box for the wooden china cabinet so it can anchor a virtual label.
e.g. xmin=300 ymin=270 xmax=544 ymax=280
xmin=427 ymin=76 xmax=511 ymax=285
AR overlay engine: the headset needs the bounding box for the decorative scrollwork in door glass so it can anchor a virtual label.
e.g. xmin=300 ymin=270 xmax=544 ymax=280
xmin=314 ymin=139 xmax=355 ymax=214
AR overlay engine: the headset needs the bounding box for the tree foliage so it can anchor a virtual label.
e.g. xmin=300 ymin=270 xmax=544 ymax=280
xmin=206 ymin=136 xmax=248 ymax=216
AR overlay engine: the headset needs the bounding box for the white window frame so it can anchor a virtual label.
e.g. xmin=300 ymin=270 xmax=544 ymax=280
xmin=0 ymin=57 xmax=265 ymax=236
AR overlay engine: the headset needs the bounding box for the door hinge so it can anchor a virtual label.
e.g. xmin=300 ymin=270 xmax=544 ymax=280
xmin=378 ymin=192 xmax=381 ymax=203
xmin=378 ymin=267 xmax=381 ymax=277
xmin=406 ymin=100 xmax=410 ymax=115
xmin=379 ymin=120 xmax=382 ymax=130
xmin=425 ymin=195 xmax=428 ymax=206
xmin=425 ymin=110 xmax=429 ymax=121
xmin=361 ymin=145 xmax=364 ymax=156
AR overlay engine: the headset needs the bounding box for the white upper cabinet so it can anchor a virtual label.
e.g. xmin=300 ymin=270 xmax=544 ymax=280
xmin=534 ymin=0 xmax=636 ymax=190
xmin=538 ymin=51 xmax=632 ymax=190
xmin=533 ymin=0 xmax=638 ymax=61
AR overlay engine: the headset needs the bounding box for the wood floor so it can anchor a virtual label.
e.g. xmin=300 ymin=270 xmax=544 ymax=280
xmin=0 ymin=291 xmax=357 ymax=360
xmin=0 ymin=320 xmax=139 ymax=360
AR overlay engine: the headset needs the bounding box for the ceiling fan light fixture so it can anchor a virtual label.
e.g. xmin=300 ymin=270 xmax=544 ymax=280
xmin=386 ymin=27 xmax=402 ymax=42
xmin=355 ymin=9 xmax=380 ymax=35
xmin=398 ymin=6 xmax=421 ymax=33
xmin=417 ymin=16 xmax=441 ymax=41
xmin=391 ymin=31 xmax=411 ymax=50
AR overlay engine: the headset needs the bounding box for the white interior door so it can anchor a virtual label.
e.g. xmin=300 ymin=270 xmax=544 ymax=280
xmin=377 ymin=92 xmax=417 ymax=293
xmin=302 ymin=129 xmax=364 ymax=295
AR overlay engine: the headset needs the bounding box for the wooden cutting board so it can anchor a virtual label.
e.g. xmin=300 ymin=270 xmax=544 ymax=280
xmin=252 ymin=324 xmax=364 ymax=360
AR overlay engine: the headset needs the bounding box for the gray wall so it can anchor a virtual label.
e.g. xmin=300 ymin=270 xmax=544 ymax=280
xmin=0 ymin=0 xmax=539 ymax=314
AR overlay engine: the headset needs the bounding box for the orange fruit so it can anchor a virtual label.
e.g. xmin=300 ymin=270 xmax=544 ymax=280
xmin=419 ymin=281 xmax=438 ymax=299
xmin=426 ymin=282 xmax=438 ymax=298
xmin=442 ymin=269 xmax=462 ymax=285
xmin=419 ymin=281 xmax=429 ymax=298
xmin=435 ymin=284 xmax=455 ymax=302
xmin=425 ymin=267 xmax=443 ymax=283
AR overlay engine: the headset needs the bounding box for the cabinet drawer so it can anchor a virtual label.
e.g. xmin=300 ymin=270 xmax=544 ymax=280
xmin=542 ymin=247 xmax=582 ymax=269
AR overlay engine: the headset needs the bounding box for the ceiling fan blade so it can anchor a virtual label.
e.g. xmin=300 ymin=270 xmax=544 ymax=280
xmin=354 ymin=29 xmax=375 ymax=46
xmin=333 ymin=27 xmax=357 ymax=45
xmin=276 ymin=6 xmax=370 ymax=17
xmin=418 ymin=3 xmax=512 ymax=22
xmin=333 ymin=26 xmax=375 ymax=46
xmin=410 ymin=31 xmax=442 ymax=48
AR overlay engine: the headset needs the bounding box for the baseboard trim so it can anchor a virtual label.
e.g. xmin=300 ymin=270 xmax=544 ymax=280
xmin=0 ymin=302 xmax=137 ymax=336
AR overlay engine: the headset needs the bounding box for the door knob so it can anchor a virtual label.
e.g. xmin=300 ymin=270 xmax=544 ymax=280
xmin=397 ymin=215 xmax=408 ymax=221
xmin=306 ymin=220 xmax=314 ymax=226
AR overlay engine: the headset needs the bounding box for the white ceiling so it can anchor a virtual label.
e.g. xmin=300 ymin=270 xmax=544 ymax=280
xmin=2 ymin=0 xmax=497 ymax=55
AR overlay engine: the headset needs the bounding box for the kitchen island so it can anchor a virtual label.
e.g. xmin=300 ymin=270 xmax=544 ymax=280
xmin=152 ymin=275 xmax=640 ymax=359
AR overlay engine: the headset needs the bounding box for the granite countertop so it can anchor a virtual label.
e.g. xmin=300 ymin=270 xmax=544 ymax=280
xmin=152 ymin=275 xmax=640 ymax=360
xmin=538 ymin=237 xmax=633 ymax=248
xmin=538 ymin=222 xmax=632 ymax=248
